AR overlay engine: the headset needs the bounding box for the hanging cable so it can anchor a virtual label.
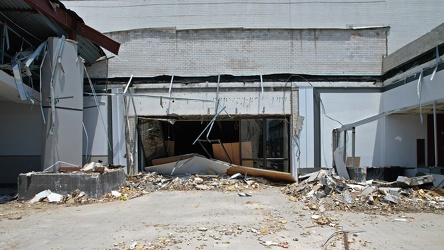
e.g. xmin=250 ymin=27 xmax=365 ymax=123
xmin=82 ymin=122 xmax=89 ymax=162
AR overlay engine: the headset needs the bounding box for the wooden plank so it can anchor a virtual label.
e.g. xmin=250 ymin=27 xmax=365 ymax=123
xmin=213 ymin=142 xmax=253 ymax=166
xmin=241 ymin=142 xmax=253 ymax=167
xmin=346 ymin=157 xmax=361 ymax=167
xmin=59 ymin=166 xmax=81 ymax=172
xmin=213 ymin=143 xmax=239 ymax=164
xmin=227 ymin=165 xmax=296 ymax=183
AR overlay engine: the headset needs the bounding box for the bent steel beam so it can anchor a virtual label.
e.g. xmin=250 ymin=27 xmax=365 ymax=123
xmin=25 ymin=0 xmax=120 ymax=55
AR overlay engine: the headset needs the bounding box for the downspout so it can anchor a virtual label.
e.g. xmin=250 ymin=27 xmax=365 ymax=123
xmin=433 ymin=102 xmax=438 ymax=167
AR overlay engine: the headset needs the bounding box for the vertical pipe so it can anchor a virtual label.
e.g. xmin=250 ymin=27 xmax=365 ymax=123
xmin=1 ymin=24 xmax=5 ymax=65
xmin=343 ymin=130 xmax=347 ymax=162
xmin=260 ymin=74 xmax=264 ymax=99
xmin=352 ymin=127 xmax=356 ymax=168
xmin=167 ymin=75 xmax=174 ymax=114
xmin=168 ymin=75 xmax=174 ymax=98
xmin=215 ymin=74 xmax=220 ymax=113
xmin=433 ymin=102 xmax=438 ymax=167
xmin=263 ymin=118 xmax=267 ymax=169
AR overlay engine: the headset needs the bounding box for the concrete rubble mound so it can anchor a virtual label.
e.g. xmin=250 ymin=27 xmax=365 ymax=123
xmin=118 ymin=172 xmax=276 ymax=200
xmin=281 ymin=169 xmax=444 ymax=214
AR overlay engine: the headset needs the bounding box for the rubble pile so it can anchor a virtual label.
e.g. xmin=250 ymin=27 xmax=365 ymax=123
xmin=118 ymin=172 xmax=274 ymax=199
xmin=25 ymin=171 xmax=278 ymax=205
xmin=282 ymin=169 xmax=444 ymax=214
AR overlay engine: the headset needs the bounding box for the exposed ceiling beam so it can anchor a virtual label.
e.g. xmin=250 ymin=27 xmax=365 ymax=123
xmin=24 ymin=0 xmax=120 ymax=55
xmin=0 ymin=8 xmax=38 ymax=13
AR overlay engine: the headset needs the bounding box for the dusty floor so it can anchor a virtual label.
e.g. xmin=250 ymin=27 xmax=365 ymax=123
xmin=0 ymin=187 xmax=443 ymax=250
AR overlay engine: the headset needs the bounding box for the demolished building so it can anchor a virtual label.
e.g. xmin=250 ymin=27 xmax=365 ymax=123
xmin=67 ymin=0 xmax=444 ymax=185
xmin=1 ymin=0 xmax=444 ymax=194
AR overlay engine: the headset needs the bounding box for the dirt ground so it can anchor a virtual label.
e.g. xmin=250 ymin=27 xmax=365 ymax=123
xmin=1 ymin=186 xmax=443 ymax=250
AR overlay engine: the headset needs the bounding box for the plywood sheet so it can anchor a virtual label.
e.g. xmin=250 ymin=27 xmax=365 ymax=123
xmin=212 ymin=142 xmax=253 ymax=166
xmin=346 ymin=157 xmax=361 ymax=167
xmin=213 ymin=143 xmax=239 ymax=164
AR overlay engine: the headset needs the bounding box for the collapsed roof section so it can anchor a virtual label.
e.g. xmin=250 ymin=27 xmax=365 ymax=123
xmin=0 ymin=0 xmax=120 ymax=103
xmin=0 ymin=0 xmax=120 ymax=65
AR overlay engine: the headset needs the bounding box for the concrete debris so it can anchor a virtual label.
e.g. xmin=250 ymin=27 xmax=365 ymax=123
xmin=116 ymin=172 xmax=275 ymax=200
xmin=282 ymin=170 xmax=444 ymax=213
xmin=81 ymin=162 xmax=106 ymax=173
xmin=47 ymin=192 xmax=63 ymax=203
xmin=58 ymin=162 xmax=115 ymax=174
xmin=111 ymin=191 xmax=122 ymax=197
xmin=397 ymin=175 xmax=435 ymax=187
xmin=4 ymin=172 xmax=272 ymax=205
xmin=238 ymin=192 xmax=252 ymax=197
xmin=260 ymin=240 xmax=279 ymax=246
xmin=81 ymin=162 xmax=95 ymax=172
xmin=30 ymin=190 xmax=63 ymax=203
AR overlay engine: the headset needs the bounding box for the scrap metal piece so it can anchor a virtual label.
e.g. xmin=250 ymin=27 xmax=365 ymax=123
xmin=48 ymin=35 xmax=66 ymax=135
xmin=431 ymin=46 xmax=440 ymax=81
xmin=322 ymin=230 xmax=365 ymax=248
xmin=192 ymin=106 xmax=226 ymax=145
xmin=417 ymin=69 xmax=423 ymax=124
xmin=145 ymin=154 xmax=230 ymax=176
xmin=12 ymin=63 xmax=29 ymax=101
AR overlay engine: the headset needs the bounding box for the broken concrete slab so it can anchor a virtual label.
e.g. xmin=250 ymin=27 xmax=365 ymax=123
xmin=18 ymin=169 xmax=126 ymax=200
xmin=30 ymin=189 xmax=52 ymax=203
xmin=360 ymin=186 xmax=375 ymax=196
xmin=379 ymin=187 xmax=402 ymax=197
xmin=47 ymin=192 xmax=63 ymax=203
xmin=29 ymin=189 xmax=64 ymax=203
xmin=397 ymin=175 xmax=435 ymax=187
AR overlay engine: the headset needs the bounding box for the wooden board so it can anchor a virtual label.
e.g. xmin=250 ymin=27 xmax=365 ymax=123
xmin=212 ymin=142 xmax=239 ymax=164
xmin=346 ymin=157 xmax=361 ymax=167
xmin=212 ymin=142 xmax=253 ymax=166
xmin=227 ymin=165 xmax=296 ymax=183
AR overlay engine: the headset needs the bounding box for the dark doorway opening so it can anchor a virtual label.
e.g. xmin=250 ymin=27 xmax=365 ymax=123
xmin=138 ymin=117 xmax=290 ymax=172
xmin=427 ymin=114 xmax=444 ymax=166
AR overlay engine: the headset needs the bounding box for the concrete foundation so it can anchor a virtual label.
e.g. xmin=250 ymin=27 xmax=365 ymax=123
xmin=17 ymin=169 xmax=126 ymax=200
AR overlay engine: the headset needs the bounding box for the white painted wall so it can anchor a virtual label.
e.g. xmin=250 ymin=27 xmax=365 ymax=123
xmin=319 ymin=91 xmax=382 ymax=168
xmin=298 ymin=87 xmax=315 ymax=168
xmin=83 ymin=96 xmax=110 ymax=164
xmin=127 ymin=83 xmax=291 ymax=116
xmin=381 ymin=69 xmax=444 ymax=112
xmin=383 ymin=114 xmax=426 ymax=167
xmin=0 ymin=101 xmax=42 ymax=155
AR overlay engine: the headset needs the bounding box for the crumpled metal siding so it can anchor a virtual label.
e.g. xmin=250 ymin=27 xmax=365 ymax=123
xmin=0 ymin=0 xmax=103 ymax=65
